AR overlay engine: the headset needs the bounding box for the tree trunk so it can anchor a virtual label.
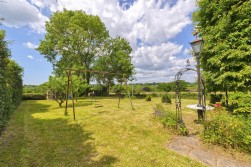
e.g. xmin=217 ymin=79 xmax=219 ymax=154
xmin=225 ymin=89 xmax=229 ymax=107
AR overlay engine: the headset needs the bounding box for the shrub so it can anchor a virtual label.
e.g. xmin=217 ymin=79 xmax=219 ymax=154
xmin=142 ymin=86 xmax=151 ymax=92
xmin=145 ymin=95 xmax=151 ymax=101
xmin=154 ymin=104 xmax=176 ymax=128
xmin=228 ymin=92 xmax=251 ymax=114
xmin=22 ymin=93 xmax=46 ymax=100
xmin=161 ymin=94 xmax=171 ymax=103
xmin=203 ymin=113 xmax=251 ymax=153
xmin=0 ymin=119 xmax=8 ymax=134
xmin=151 ymin=92 xmax=158 ymax=97
xmin=210 ymin=93 xmax=224 ymax=104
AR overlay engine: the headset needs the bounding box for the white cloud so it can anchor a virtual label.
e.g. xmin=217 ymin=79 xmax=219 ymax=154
xmin=27 ymin=55 xmax=34 ymax=59
xmin=1 ymin=0 xmax=197 ymax=83
xmin=23 ymin=42 xmax=38 ymax=49
xmin=39 ymin=0 xmax=196 ymax=48
xmin=133 ymin=42 xmax=183 ymax=70
xmin=132 ymin=43 xmax=197 ymax=83
xmin=0 ymin=0 xmax=48 ymax=33
xmin=29 ymin=0 xmax=58 ymax=12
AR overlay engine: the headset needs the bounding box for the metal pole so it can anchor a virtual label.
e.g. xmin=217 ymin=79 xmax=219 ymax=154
xmin=196 ymin=54 xmax=203 ymax=121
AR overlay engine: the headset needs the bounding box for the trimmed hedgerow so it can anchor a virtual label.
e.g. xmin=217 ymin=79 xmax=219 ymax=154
xmin=22 ymin=93 xmax=46 ymax=100
xmin=0 ymin=30 xmax=23 ymax=134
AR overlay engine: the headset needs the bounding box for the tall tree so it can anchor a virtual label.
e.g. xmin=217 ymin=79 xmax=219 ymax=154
xmin=193 ymin=0 xmax=251 ymax=92
xmin=37 ymin=9 xmax=109 ymax=84
xmin=94 ymin=36 xmax=134 ymax=90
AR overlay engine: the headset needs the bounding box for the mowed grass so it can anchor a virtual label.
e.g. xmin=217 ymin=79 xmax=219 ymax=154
xmin=0 ymin=97 xmax=205 ymax=167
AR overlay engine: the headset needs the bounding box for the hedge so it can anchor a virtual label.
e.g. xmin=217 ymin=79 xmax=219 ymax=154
xmin=22 ymin=93 xmax=46 ymax=100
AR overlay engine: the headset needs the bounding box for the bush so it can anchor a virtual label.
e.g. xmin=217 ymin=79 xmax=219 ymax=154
xmin=145 ymin=95 xmax=151 ymax=101
xmin=228 ymin=92 xmax=251 ymax=114
xmin=0 ymin=119 xmax=8 ymax=134
xmin=161 ymin=94 xmax=171 ymax=103
xmin=22 ymin=93 xmax=46 ymax=100
xmin=151 ymin=92 xmax=158 ymax=97
xmin=203 ymin=113 xmax=251 ymax=153
xmin=210 ymin=93 xmax=224 ymax=104
xmin=154 ymin=104 xmax=176 ymax=128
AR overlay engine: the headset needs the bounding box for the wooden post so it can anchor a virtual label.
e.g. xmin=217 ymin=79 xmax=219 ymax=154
xmin=118 ymin=82 xmax=122 ymax=108
xmin=65 ymin=70 xmax=70 ymax=115
xmin=123 ymin=76 xmax=134 ymax=110
xmin=69 ymin=71 xmax=76 ymax=121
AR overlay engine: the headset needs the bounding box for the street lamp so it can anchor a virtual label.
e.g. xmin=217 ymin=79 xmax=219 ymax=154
xmin=190 ymin=38 xmax=204 ymax=55
xmin=190 ymin=38 xmax=204 ymax=122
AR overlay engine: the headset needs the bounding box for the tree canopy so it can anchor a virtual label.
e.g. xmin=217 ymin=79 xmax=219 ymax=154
xmin=193 ymin=0 xmax=251 ymax=92
xmin=37 ymin=9 xmax=134 ymax=86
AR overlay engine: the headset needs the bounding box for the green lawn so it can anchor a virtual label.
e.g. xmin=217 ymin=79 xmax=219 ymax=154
xmin=0 ymin=97 xmax=205 ymax=167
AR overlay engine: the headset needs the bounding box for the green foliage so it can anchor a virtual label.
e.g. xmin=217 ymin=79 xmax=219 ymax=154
xmin=145 ymin=95 xmax=151 ymax=101
xmin=142 ymin=86 xmax=152 ymax=92
xmin=46 ymin=76 xmax=67 ymax=107
xmin=209 ymin=93 xmax=224 ymax=104
xmin=154 ymin=104 xmax=176 ymax=129
xmin=179 ymin=92 xmax=198 ymax=99
xmin=193 ymin=0 xmax=251 ymax=92
xmin=150 ymin=92 xmax=158 ymax=97
xmin=228 ymin=92 xmax=251 ymax=114
xmin=157 ymin=83 xmax=172 ymax=92
xmin=161 ymin=94 xmax=171 ymax=103
xmin=154 ymin=104 xmax=187 ymax=135
xmin=0 ymin=30 xmax=23 ymax=132
xmin=94 ymin=36 xmax=134 ymax=85
xmin=23 ymin=84 xmax=47 ymax=94
xmin=204 ymin=113 xmax=251 ymax=153
xmin=37 ymin=9 xmax=109 ymax=84
xmin=157 ymin=81 xmax=189 ymax=92
xmin=38 ymin=9 xmax=134 ymax=85
xmin=110 ymin=84 xmax=126 ymax=95
xmin=22 ymin=93 xmax=46 ymax=100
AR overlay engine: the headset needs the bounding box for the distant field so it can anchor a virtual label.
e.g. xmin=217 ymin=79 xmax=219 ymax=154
xmin=0 ymin=97 xmax=205 ymax=167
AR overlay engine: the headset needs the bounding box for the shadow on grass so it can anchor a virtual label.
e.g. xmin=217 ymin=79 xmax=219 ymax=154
xmin=0 ymin=101 xmax=117 ymax=167
xmin=51 ymin=100 xmax=102 ymax=110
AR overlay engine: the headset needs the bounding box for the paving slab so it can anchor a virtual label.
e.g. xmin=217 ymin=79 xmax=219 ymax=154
xmin=167 ymin=135 xmax=251 ymax=167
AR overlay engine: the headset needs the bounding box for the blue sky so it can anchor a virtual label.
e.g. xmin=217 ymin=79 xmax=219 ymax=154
xmin=0 ymin=0 xmax=197 ymax=85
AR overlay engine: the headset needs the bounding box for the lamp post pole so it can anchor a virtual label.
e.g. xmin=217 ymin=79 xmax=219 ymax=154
xmin=196 ymin=53 xmax=203 ymax=121
xmin=190 ymin=38 xmax=204 ymax=122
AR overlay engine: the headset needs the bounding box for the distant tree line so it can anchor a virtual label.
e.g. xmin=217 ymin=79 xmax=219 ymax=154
xmin=0 ymin=29 xmax=23 ymax=132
